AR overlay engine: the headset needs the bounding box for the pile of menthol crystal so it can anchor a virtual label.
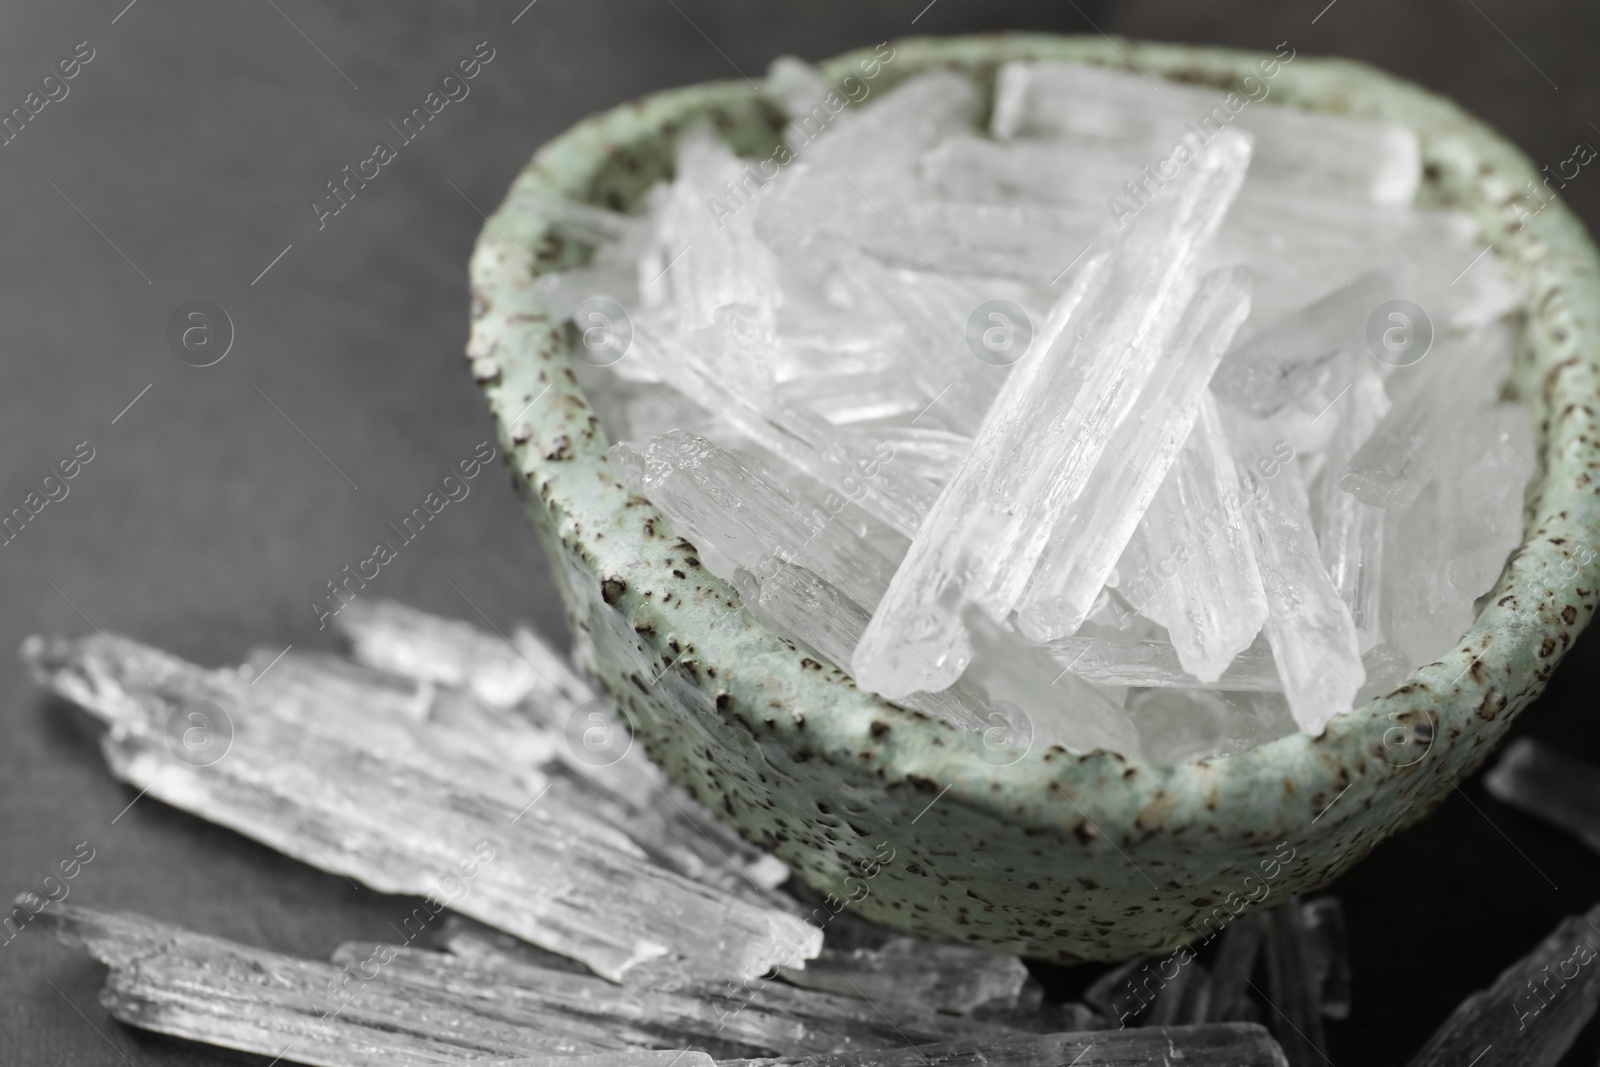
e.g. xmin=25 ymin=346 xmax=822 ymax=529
xmin=535 ymin=55 xmax=1532 ymax=763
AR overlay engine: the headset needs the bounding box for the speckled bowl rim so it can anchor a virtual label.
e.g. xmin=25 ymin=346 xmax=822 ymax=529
xmin=467 ymin=34 xmax=1600 ymax=957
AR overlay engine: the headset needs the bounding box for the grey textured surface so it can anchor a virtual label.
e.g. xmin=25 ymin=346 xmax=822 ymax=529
xmin=2 ymin=2 xmax=1598 ymax=1065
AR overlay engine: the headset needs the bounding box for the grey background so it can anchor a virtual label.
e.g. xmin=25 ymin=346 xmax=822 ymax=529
xmin=2 ymin=2 xmax=1598 ymax=1063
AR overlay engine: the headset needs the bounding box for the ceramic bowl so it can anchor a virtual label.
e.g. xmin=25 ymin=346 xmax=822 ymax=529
xmin=465 ymin=33 xmax=1600 ymax=962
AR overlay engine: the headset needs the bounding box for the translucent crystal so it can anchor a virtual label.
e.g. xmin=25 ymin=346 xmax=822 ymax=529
xmin=22 ymin=633 xmax=817 ymax=985
xmin=1484 ymin=738 xmax=1600 ymax=855
xmin=333 ymin=602 xmax=788 ymax=894
xmin=990 ymin=59 xmax=1420 ymax=207
xmin=39 ymin=904 xmax=596 ymax=1066
xmin=756 ymin=70 xmax=982 ymax=262
xmin=730 ymin=560 xmax=992 ymax=734
xmin=1017 ymin=264 xmax=1254 ymax=641
xmin=959 ymin=610 xmax=1141 ymax=757
xmin=40 ymin=904 xmax=1024 ymax=1065
xmin=1311 ymin=367 xmax=1391 ymax=650
xmin=1260 ymin=898 xmax=1328 ymax=1067
xmin=766 ymin=56 xmax=842 ymax=137
xmin=1121 ymin=391 xmax=1269 ymax=682
xmin=773 ymin=937 xmax=1030 ymax=1015
xmin=920 ymin=134 xmax=1514 ymax=333
xmin=1300 ymin=898 xmax=1351 ymax=1021
xmin=719 ymin=1024 xmax=1291 ymax=1067
xmin=1227 ymin=414 xmax=1365 ymax=731
xmin=633 ymin=320 xmax=940 ymax=537
xmin=1126 ymin=689 xmax=1296 ymax=764
xmin=333 ymin=597 xmax=590 ymax=711
xmin=1210 ymin=272 xmax=1391 ymax=417
xmin=339 ymin=938 xmax=1024 ymax=1056
xmin=1208 ymin=913 xmax=1269 ymax=1023
xmin=852 ymin=131 xmax=1252 ymax=698
xmin=1380 ymin=401 xmax=1533 ymax=668
xmin=490 ymin=1055 xmax=718 ymax=1067
xmin=1406 ymin=903 xmax=1600 ymax=1067
xmin=610 ymin=430 xmax=901 ymax=608
xmin=1046 ymin=631 xmax=1281 ymax=691
xmin=735 ymin=560 xmax=1138 ymax=753
xmin=1337 ymin=323 xmax=1516 ymax=508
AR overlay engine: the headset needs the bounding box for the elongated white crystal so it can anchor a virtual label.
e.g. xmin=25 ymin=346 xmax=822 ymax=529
xmin=756 ymin=70 xmax=981 ymax=261
xmin=920 ymin=134 xmax=1513 ymax=333
xmin=1228 ymin=414 xmax=1364 ymax=731
xmin=775 ymin=937 xmax=1030 ymax=1015
xmin=990 ymin=59 xmax=1420 ymax=207
xmin=342 ymin=939 xmax=1023 ymax=1055
xmin=1485 ymin=738 xmax=1600 ymax=856
xmin=1300 ymin=897 xmax=1351 ymax=1021
xmin=1312 ymin=367 xmax=1390 ymax=650
xmin=1047 ymin=631 xmax=1279 ymax=690
xmin=1337 ymin=323 xmax=1513 ymax=508
xmin=491 ymin=1056 xmax=718 ymax=1067
xmin=41 ymin=904 xmax=607 ymax=1065
xmin=610 ymin=430 xmax=900 ymax=609
xmin=1123 ymin=391 xmax=1269 ymax=682
xmin=41 ymin=904 xmax=1024 ymax=1065
xmin=735 ymin=560 xmax=1137 ymax=753
xmin=490 ymin=1055 xmax=717 ymax=1067
xmin=1259 ymin=897 xmax=1328 ymax=1064
xmin=1406 ymin=903 xmax=1600 ymax=1067
xmin=334 ymin=597 xmax=590 ymax=710
xmin=853 ymin=131 xmax=1252 ymax=698
xmin=1126 ymin=690 xmax=1297 ymax=764
xmin=1211 ymin=271 xmax=1391 ymax=417
xmin=1017 ymin=264 xmax=1254 ymax=640
xmin=1380 ymin=401 xmax=1532 ymax=668
xmin=721 ymin=1024 xmax=1292 ymax=1067
xmin=22 ymin=633 xmax=817 ymax=985
xmin=730 ymin=561 xmax=989 ymax=734
xmin=332 ymin=601 xmax=789 ymax=894
xmin=634 ymin=320 xmax=939 ymax=537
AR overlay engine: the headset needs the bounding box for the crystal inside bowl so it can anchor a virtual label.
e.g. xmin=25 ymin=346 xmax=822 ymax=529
xmin=466 ymin=33 xmax=1599 ymax=962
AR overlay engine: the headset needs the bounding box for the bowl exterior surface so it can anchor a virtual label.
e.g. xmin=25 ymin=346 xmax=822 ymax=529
xmin=468 ymin=34 xmax=1600 ymax=961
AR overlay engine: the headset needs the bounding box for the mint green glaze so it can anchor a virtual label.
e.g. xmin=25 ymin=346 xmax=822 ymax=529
xmin=467 ymin=35 xmax=1600 ymax=962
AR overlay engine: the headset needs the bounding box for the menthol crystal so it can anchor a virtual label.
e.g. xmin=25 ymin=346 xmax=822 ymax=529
xmin=556 ymin=55 xmax=1529 ymax=760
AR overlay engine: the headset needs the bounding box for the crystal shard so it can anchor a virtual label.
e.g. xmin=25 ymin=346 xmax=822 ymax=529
xmin=610 ymin=430 xmax=900 ymax=608
xmin=1123 ymin=391 xmax=1269 ymax=682
xmin=991 ymin=59 xmax=1420 ymax=207
xmin=1405 ymin=903 xmax=1600 ymax=1067
xmin=1210 ymin=271 xmax=1391 ymax=418
xmin=1017 ymin=264 xmax=1254 ymax=641
xmin=1127 ymin=690 xmax=1297 ymax=765
xmin=40 ymin=904 xmax=1023 ymax=1065
xmin=489 ymin=1056 xmax=718 ymax=1067
xmin=775 ymin=937 xmax=1031 ymax=1015
xmin=338 ymin=938 xmax=1023 ymax=1056
xmin=39 ymin=904 xmax=577 ymax=1066
xmin=853 ymin=131 xmax=1253 ymax=698
xmin=1380 ymin=400 xmax=1533 ymax=668
xmin=1484 ymin=738 xmax=1600 ymax=855
xmin=1300 ymin=897 xmax=1351 ymax=1021
xmin=1337 ymin=323 xmax=1513 ymax=509
xmin=1260 ymin=898 xmax=1328 ymax=1067
xmin=1046 ymin=631 xmax=1280 ymax=691
xmin=1311 ymin=367 xmax=1390 ymax=651
xmin=1227 ymin=415 xmax=1364 ymax=731
xmin=721 ymin=1023 xmax=1290 ymax=1067
xmin=22 ymin=632 xmax=817 ymax=985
